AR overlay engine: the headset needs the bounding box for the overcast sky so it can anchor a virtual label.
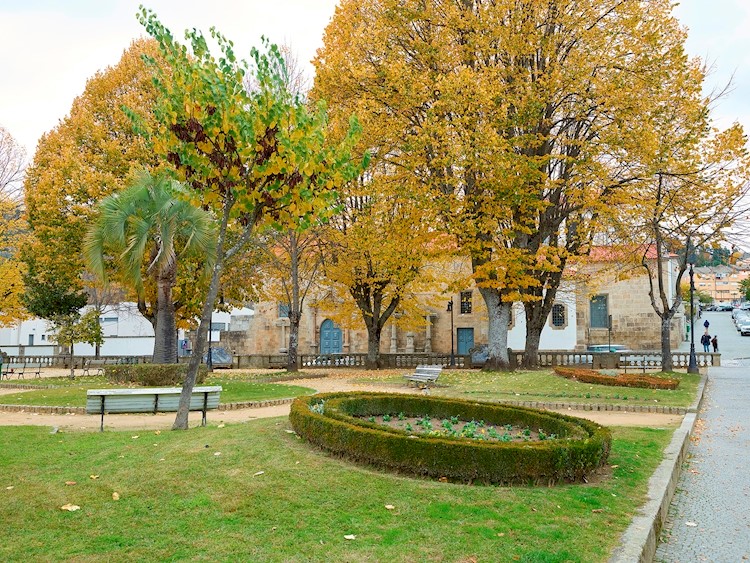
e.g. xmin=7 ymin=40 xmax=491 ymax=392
xmin=1 ymin=0 xmax=748 ymax=159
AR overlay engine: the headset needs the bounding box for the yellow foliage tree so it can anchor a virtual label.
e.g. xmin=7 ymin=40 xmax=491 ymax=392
xmin=0 ymin=126 xmax=26 ymax=325
xmin=313 ymin=0 xmax=725 ymax=369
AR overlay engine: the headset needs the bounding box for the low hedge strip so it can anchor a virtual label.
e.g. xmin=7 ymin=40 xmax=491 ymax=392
xmin=553 ymin=366 xmax=679 ymax=390
xmin=104 ymin=364 xmax=208 ymax=387
xmin=289 ymin=392 xmax=611 ymax=485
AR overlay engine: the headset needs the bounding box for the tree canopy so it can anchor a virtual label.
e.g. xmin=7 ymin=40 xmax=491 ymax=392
xmin=136 ymin=7 xmax=364 ymax=428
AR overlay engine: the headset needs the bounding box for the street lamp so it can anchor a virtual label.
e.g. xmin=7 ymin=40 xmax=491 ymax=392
xmin=687 ymin=240 xmax=699 ymax=374
xmin=447 ymin=299 xmax=455 ymax=367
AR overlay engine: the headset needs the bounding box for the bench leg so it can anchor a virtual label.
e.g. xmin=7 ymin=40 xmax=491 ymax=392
xmin=202 ymin=392 xmax=208 ymax=427
xmin=100 ymin=396 xmax=105 ymax=432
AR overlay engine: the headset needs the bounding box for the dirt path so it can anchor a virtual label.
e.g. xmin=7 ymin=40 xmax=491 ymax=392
xmin=0 ymin=369 xmax=684 ymax=431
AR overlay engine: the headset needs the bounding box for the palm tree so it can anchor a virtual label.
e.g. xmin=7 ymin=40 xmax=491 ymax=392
xmin=84 ymin=172 xmax=216 ymax=363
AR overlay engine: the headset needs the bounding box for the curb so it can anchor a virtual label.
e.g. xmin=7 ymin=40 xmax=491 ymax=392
xmin=609 ymin=371 xmax=708 ymax=562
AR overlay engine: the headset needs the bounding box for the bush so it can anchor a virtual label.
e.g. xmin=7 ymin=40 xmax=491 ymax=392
xmin=553 ymin=366 xmax=679 ymax=390
xmin=290 ymin=392 xmax=611 ymax=485
xmin=104 ymin=364 xmax=208 ymax=387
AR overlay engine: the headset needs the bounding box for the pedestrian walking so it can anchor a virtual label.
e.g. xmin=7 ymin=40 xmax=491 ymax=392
xmin=711 ymin=335 xmax=719 ymax=352
xmin=701 ymin=332 xmax=711 ymax=353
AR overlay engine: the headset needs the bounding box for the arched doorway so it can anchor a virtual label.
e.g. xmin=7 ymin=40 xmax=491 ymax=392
xmin=319 ymin=319 xmax=342 ymax=354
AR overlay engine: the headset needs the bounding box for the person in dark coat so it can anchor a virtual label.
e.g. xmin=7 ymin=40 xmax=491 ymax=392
xmin=701 ymin=332 xmax=711 ymax=353
xmin=711 ymin=335 xmax=718 ymax=353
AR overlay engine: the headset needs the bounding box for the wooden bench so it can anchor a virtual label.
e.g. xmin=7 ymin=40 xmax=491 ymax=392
xmin=82 ymin=358 xmax=108 ymax=376
xmin=0 ymin=361 xmax=41 ymax=379
xmin=86 ymin=386 xmax=223 ymax=431
xmin=403 ymin=364 xmax=443 ymax=388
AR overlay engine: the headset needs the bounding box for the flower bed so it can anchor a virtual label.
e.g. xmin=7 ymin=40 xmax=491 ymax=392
xmin=289 ymin=392 xmax=611 ymax=485
xmin=553 ymin=366 xmax=679 ymax=390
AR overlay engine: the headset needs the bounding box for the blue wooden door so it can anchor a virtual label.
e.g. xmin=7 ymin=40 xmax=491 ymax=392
xmin=457 ymin=328 xmax=474 ymax=355
xmin=320 ymin=319 xmax=342 ymax=354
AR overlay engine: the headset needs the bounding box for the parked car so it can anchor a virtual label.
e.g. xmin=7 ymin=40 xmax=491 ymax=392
xmin=738 ymin=320 xmax=750 ymax=336
xmin=586 ymin=344 xmax=630 ymax=353
xmin=202 ymin=347 xmax=233 ymax=368
xmin=715 ymin=303 xmax=733 ymax=312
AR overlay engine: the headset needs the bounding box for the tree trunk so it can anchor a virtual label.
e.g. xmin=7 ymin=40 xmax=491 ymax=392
xmin=69 ymin=336 xmax=75 ymax=379
xmin=660 ymin=315 xmax=673 ymax=371
xmin=153 ymin=265 xmax=178 ymax=364
xmin=173 ymin=203 xmax=234 ymax=430
xmin=478 ymin=287 xmax=511 ymax=370
xmin=287 ymin=309 xmax=301 ymax=372
xmin=365 ymin=322 xmax=381 ymax=369
xmin=522 ymin=292 xmax=559 ymax=369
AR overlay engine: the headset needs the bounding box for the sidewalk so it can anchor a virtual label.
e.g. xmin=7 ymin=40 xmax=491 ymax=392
xmin=653 ymin=366 xmax=750 ymax=561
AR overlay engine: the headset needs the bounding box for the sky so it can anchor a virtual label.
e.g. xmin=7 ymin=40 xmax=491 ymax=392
xmin=1 ymin=0 xmax=749 ymax=160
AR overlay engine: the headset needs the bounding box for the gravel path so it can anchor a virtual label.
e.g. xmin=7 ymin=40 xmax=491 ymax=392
xmin=0 ymin=369 xmax=682 ymax=431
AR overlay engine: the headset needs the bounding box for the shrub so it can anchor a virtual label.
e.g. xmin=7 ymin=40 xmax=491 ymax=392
xmin=104 ymin=364 xmax=208 ymax=387
xmin=290 ymin=392 xmax=611 ymax=485
xmin=553 ymin=366 xmax=678 ymax=390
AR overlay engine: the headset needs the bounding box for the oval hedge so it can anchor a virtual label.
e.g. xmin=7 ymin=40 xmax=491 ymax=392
xmin=289 ymin=392 xmax=612 ymax=485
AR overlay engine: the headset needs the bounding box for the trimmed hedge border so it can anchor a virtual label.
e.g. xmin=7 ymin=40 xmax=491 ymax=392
xmin=289 ymin=392 xmax=612 ymax=485
xmin=553 ymin=366 xmax=679 ymax=390
xmin=104 ymin=364 xmax=208 ymax=387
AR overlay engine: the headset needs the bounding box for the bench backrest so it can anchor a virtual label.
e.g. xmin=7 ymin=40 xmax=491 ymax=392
xmin=414 ymin=365 xmax=442 ymax=376
xmin=86 ymin=386 xmax=222 ymax=414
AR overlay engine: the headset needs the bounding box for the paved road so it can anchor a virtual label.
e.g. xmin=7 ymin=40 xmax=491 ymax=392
xmin=655 ymin=312 xmax=750 ymax=561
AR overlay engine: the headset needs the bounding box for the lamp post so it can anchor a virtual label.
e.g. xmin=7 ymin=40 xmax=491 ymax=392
xmin=687 ymin=241 xmax=699 ymax=374
xmin=447 ymin=299 xmax=455 ymax=367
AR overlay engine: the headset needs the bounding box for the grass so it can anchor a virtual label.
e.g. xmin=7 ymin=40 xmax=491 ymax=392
xmin=361 ymin=369 xmax=701 ymax=408
xmin=0 ymin=419 xmax=672 ymax=562
xmin=0 ymin=376 xmax=315 ymax=407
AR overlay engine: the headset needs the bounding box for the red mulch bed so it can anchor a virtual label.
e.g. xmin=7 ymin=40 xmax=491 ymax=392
xmin=553 ymin=366 xmax=679 ymax=390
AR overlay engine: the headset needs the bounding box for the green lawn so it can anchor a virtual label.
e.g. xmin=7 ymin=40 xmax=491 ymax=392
xmin=0 ymin=378 xmax=314 ymax=407
xmin=0 ymin=419 xmax=671 ymax=562
xmin=367 ymin=369 xmax=700 ymax=408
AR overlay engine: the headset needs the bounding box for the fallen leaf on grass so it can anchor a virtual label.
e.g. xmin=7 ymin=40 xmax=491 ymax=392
xmin=214 ymin=452 xmax=221 ymax=456
xmin=591 ymin=509 xmax=603 ymax=513
xmin=6 ymin=486 xmax=14 ymax=490
xmin=61 ymin=504 xmax=80 ymax=511
xmin=253 ymin=471 xmax=265 ymax=477
xmin=385 ymin=505 xmax=395 ymax=510
xmin=284 ymin=430 xmax=296 ymax=434
xmin=89 ymin=475 xmax=99 ymax=480
xmin=131 ymin=436 xmax=139 ymax=439
xmin=497 ymin=533 xmax=505 ymax=537
xmin=344 ymin=534 xmax=356 ymax=540
xmin=112 ymin=492 xmax=120 ymax=501
xmin=154 ymin=431 xmax=161 ymax=435
xmin=217 ymin=423 xmax=225 ymax=428
xmin=65 ymin=481 xmax=76 ymax=486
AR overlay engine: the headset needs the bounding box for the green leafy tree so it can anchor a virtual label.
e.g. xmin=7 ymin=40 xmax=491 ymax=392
xmin=50 ymin=309 xmax=104 ymax=379
xmin=84 ymin=172 xmax=217 ymax=364
xmin=137 ymin=9 xmax=363 ymax=429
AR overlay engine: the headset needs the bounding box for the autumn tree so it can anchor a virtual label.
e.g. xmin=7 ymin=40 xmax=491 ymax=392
xmin=611 ymin=46 xmax=750 ymax=370
xmin=22 ymin=39 xmax=163 ymax=303
xmin=0 ymin=126 xmax=26 ymax=325
xmin=84 ymin=172 xmax=217 ymax=364
xmin=136 ymin=9 xmax=362 ymax=429
xmin=318 ymin=181 xmax=443 ymax=368
xmin=314 ymin=0 xmax=708 ymax=369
